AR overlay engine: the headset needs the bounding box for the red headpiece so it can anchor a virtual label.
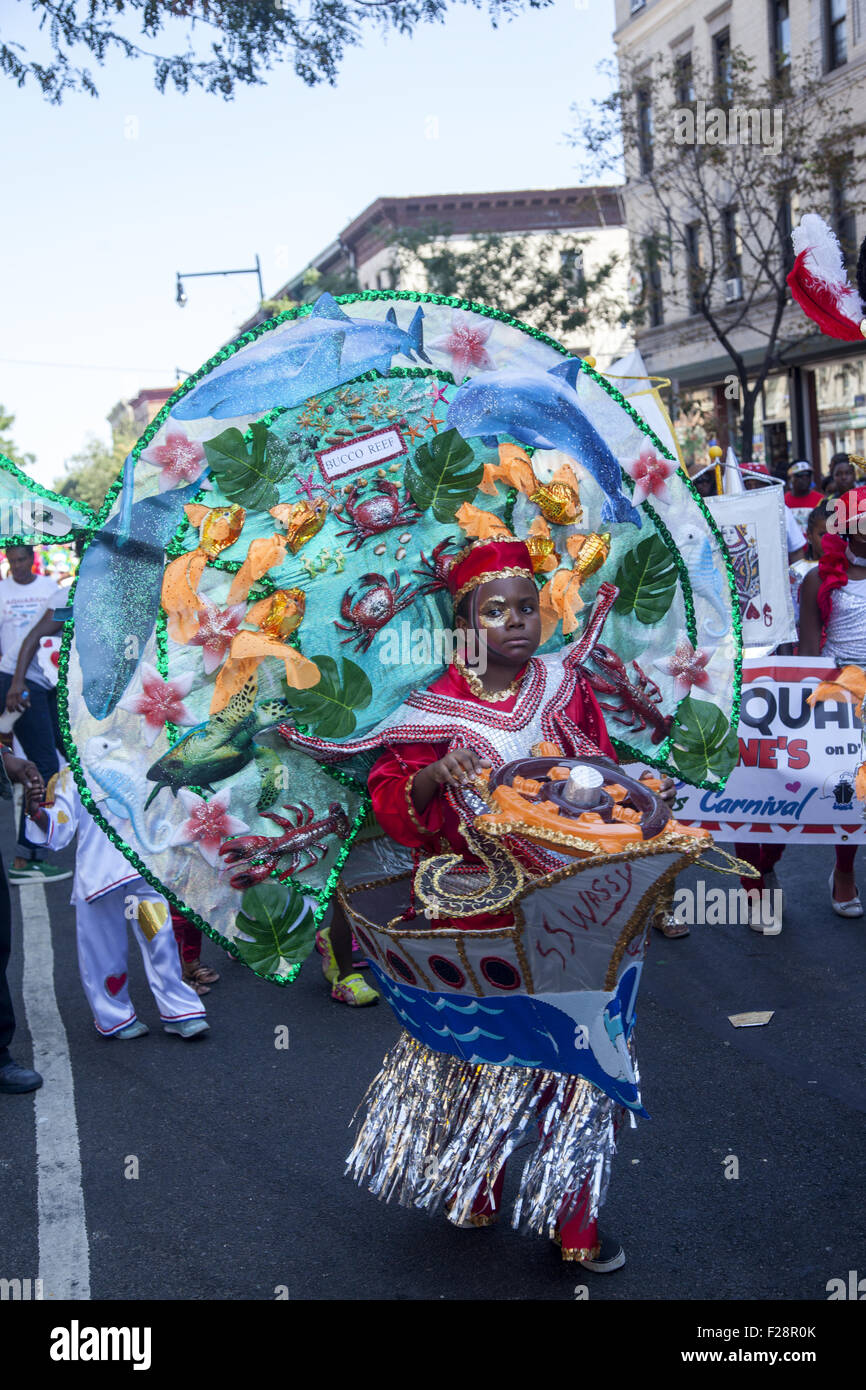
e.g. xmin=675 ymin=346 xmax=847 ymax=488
xmin=787 ymin=214 xmax=866 ymax=344
xmin=446 ymin=538 xmax=535 ymax=607
xmin=817 ymin=489 xmax=866 ymax=626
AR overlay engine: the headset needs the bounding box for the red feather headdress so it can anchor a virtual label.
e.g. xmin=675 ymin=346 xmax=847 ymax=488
xmin=787 ymin=213 xmax=866 ymax=343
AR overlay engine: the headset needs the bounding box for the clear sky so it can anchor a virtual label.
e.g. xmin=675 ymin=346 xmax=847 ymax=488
xmin=0 ymin=0 xmax=617 ymax=487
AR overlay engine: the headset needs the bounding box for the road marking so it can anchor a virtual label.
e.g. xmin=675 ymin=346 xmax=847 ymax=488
xmin=19 ymin=880 xmax=90 ymax=1300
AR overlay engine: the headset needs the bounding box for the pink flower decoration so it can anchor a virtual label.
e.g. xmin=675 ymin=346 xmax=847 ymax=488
xmin=118 ymin=663 xmax=196 ymax=747
xmin=189 ymin=597 xmax=247 ymax=675
xmin=140 ymin=428 xmax=206 ymax=492
xmin=429 ymin=310 xmax=496 ymax=381
xmin=654 ymin=640 xmax=715 ymax=701
xmin=169 ymin=788 xmax=249 ymax=868
xmin=623 ymin=445 xmax=676 ymax=505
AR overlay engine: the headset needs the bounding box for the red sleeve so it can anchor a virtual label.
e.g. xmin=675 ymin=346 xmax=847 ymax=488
xmin=565 ymin=675 xmax=618 ymax=762
xmin=368 ymin=741 xmax=448 ymax=849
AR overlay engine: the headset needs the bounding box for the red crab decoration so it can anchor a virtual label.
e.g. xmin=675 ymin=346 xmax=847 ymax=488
xmin=335 ymin=571 xmax=419 ymax=653
xmin=580 ymin=643 xmax=673 ymax=745
xmin=219 ymin=801 xmax=350 ymax=889
xmin=413 ymin=538 xmax=460 ymax=594
xmin=335 ymin=480 xmax=420 ymax=550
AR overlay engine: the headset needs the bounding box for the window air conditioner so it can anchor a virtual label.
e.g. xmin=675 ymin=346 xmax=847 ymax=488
xmin=724 ymin=277 xmax=743 ymax=303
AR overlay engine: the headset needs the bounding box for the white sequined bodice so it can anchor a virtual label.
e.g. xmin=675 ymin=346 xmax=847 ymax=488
xmin=824 ymin=578 xmax=866 ymax=663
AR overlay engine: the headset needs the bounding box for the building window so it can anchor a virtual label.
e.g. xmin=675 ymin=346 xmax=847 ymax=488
xmin=643 ymin=237 xmax=663 ymax=328
xmin=560 ymin=248 xmax=586 ymax=292
xmin=831 ymin=174 xmax=857 ymax=264
xmin=777 ymin=188 xmax=795 ymax=273
xmin=722 ymin=207 xmax=742 ymax=281
xmin=772 ymin=1 xmax=791 ymax=76
xmin=675 ymin=53 xmax=695 ymax=105
xmin=826 ymin=0 xmax=848 ymax=70
xmin=685 ymin=222 xmax=703 ymax=314
xmin=637 ymin=85 xmax=653 ymax=175
xmin=713 ymin=28 xmax=732 ymax=103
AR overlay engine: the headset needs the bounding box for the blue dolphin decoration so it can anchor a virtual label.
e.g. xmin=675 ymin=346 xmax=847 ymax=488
xmin=74 ymin=479 xmax=204 ymax=720
xmin=447 ymin=360 xmax=642 ymax=528
xmin=171 ymin=293 xmax=431 ymax=421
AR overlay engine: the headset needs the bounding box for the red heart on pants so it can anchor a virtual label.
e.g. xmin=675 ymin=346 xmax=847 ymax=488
xmin=105 ymin=973 xmax=127 ymax=997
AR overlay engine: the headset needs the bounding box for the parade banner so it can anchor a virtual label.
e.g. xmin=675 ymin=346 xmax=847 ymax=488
xmin=704 ymin=486 xmax=797 ymax=648
xmin=673 ymin=656 xmax=866 ymax=845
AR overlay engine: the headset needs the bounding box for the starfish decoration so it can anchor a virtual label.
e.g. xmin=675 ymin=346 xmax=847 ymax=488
xmin=423 ymin=409 xmax=444 ymax=434
xmin=404 ymin=423 xmax=424 ymax=444
xmin=654 ymin=639 xmax=716 ymax=701
xmin=373 ymin=385 xmax=390 ymax=401
xmin=139 ymin=429 xmax=206 ymax=493
xmin=293 ymin=470 xmax=322 ymax=502
xmin=428 ymin=383 xmax=449 ymax=405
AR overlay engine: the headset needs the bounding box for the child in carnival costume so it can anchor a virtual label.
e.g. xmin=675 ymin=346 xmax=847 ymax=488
xmin=285 ymin=533 xmax=676 ymax=1268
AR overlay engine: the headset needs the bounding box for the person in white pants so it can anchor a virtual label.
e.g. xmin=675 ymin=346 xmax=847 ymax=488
xmin=25 ymin=766 xmax=208 ymax=1040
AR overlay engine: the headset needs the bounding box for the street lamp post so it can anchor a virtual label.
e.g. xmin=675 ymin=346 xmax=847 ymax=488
xmin=176 ymin=255 xmax=264 ymax=307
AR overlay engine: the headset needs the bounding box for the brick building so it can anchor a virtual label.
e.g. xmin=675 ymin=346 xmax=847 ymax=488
xmin=242 ymin=186 xmax=632 ymax=364
xmin=615 ymin=0 xmax=866 ymax=473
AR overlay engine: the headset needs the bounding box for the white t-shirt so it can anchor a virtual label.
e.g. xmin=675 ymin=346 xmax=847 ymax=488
xmin=785 ymin=509 xmax=806 ymax=556
xmin=0 ymin=575 xmax=64 ymax=688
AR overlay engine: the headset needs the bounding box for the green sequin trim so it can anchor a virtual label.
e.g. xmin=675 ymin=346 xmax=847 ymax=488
xmin=0 ymin=450 xmax=97 ymax=545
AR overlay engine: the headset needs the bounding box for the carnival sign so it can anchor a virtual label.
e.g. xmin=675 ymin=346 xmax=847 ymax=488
xmin=673 ymin=656 xmax=866 ymax=845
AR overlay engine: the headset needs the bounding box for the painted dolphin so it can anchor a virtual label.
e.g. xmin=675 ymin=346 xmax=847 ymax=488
xmin=447 ymin=360 xmax=642 ymax=528
xmin=171 ymin=293 xmax=431 ymax=421
xmin=74 ymin=477 xmax=204 ymax=720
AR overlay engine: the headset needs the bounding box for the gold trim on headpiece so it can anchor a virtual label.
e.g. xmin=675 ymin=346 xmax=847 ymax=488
xmin=452 ymin=566 xmax=534 ymax=607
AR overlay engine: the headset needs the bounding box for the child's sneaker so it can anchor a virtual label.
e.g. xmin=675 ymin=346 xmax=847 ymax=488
xmin=331 ymin=973 xmax=379 ymax=1007
xmin=8 ymin=861 xmax=72 ymax=883
xmin=164 ymin=1018 xmax=210 ymax=1039
xmin=115 ymin=1020 xmax=149 ymax=1040
xmin=316 ymin=927 xmax=339 ymax=984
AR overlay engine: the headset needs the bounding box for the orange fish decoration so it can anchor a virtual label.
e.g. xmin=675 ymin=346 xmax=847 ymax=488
xmin=525 ymin=516 xmax=559 ymax=574
xmin=210 ymin=588 xmax=320 ymax=714
xmin=538 ymin=568 xmax=585 ymax=644
xmin=270 ymin=498 xmax=328 ymax=554
xmin=454 ymin=504 xmax=516 ymax=542
xmin=161 ymin=504 xmax=246 ymax=644
xmin=567 ymin=531 xmax=611 ymax=582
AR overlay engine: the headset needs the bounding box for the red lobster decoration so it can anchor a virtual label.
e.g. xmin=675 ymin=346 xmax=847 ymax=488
xmin=580 ymin=643 xmax=672 ymax=745
xmin=219 ymin=801 xmax=350 ymax=889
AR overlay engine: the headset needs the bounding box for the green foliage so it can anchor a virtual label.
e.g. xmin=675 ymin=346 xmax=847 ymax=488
xmin=0 ymin=404 xmax=36 ymax=471
xmin=2 ymin=2 xmax=547 ymax=104
xmin=284 ymin=655 xmax=372 ymax=739
xmin=203 ymin=422 xmax=290 ymax=510
xmin=54 ymin=425 xmax=138 ymax=513
xmin=670 ymin=695 xmax=740 ymax=784
xmin=234 ymin=880 xmax=316 ymax=978
xmin=388 ymin=221 xmax=624 ymax=340
xmin=613 ymin=534 xmax=677 ymax=625
xmin=405 ymin=427 xmax=483 ymax=522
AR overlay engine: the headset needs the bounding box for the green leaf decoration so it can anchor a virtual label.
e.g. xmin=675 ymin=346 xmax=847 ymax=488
xmin=613 ymin=533 xmax=677 ymax=625
xmin=284 ymin=655 xmax=372 ymax=739
xmin=670 ymin=695 xmax=740 ymax=784
xmin=234 ymin=880 xmax=316 ymax=977
xmin=203 ymin=422 xmax=290 ymax=510
xmin=405 ymin=427 xmax=483 ymax=522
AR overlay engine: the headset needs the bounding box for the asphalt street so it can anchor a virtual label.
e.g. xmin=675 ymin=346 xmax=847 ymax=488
xmin=2 ymin=794 xmax=864 ymax=1303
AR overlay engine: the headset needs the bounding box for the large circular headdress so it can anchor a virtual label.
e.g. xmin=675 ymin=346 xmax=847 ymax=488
xmin=50 ymin=292 xmax=741 ymax=982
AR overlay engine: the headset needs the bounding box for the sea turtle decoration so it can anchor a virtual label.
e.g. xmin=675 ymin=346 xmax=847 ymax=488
xmin=0 ymin=292 xmax=742 ymax=984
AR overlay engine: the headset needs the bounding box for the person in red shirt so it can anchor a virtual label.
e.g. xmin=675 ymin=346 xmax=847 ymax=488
xmin=785 ymin=460 xmax=825 ymax=532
